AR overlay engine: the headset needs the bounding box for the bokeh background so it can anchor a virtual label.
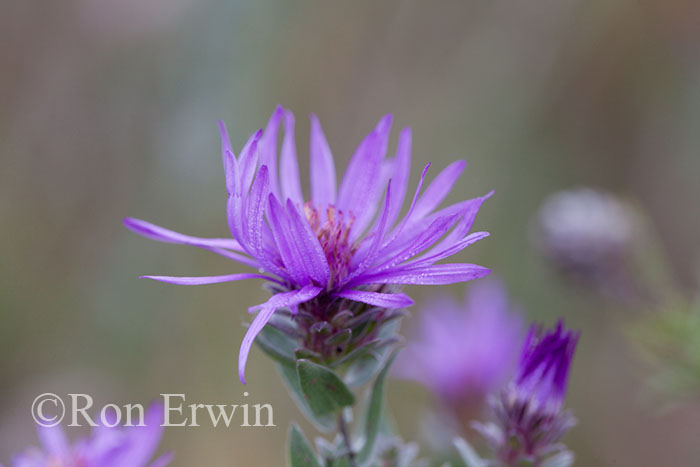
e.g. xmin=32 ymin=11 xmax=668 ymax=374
xmin=2 ymin=1 xmax=700 ymax=465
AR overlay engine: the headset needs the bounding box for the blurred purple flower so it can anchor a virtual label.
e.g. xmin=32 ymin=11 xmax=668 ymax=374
xmin=476 ymin=321 xmax=579 ymax=465
xmin=394 ymin=279 xmax=524 ymax=405
xmin=5 ymin=403 xmax=171 ymax=467
xmin=125 ymin=106 xmax=492 ymax=382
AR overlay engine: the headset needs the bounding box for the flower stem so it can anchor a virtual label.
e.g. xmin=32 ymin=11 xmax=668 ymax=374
xmin=338 ymin=412 xmax=357 ymax=467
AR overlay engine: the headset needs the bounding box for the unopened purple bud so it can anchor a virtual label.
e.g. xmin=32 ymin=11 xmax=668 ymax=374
xmin=514 ymin=321 xmax=579 ymax=412
xmin=475 ymin=321 xmax=579 ymax=465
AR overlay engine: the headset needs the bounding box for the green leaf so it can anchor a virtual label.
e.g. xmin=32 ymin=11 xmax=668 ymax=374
xmin=297 ymin=359 xmax=356 ymax=416
xmin=278 ymin=363 xmax=335 ymax=432
xmin=357 ymin=351 xmax=397 ymax=463
xmin=256 ymin=324 xmax=297 ymax=366
xmin=288 ymin=423 xmax=321 ymax=467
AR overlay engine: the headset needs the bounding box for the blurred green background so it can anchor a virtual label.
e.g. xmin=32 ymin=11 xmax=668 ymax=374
xmin=2 ymin=1 xmax=700 ymax=465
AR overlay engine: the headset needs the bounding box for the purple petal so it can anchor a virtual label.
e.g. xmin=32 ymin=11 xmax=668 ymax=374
xmin=361 ymin=263 xmax=491 ymax=285
xmin=266 ymin=194 xmax=308 ymax=285
xmin=141 ymin=273 xmax=278 ymax=285
xmin=286 ymin=199 xmax=331 ymax=285
xmin=385 ymin=127 xmax=412 ymax=229
xmin=381 ymin=163 xmax=430 ymax=250
xmin=247 ymin=165 xmax=270 ymax=256
xmin=226 ymin=145 xmax=248 ymax=245
xmin=259 ymin=106 xmax=284 ymax=198
xmin=148 ymin=453 xmax=174 ymax=467
xmin=347 ymin=182 xmax=391 ymax=282
xmin=389 ymin=194 xmax=488 ymax=251
xmin=217 ymin=121 xmax=235 ymax=194
xmin=367 ymin=213 xmax=463 ymax=277
xmin=411 ymin=160 xmax=466 ymax=221
xmin=112 ymin=403 xmax=166 ymax=467
xmin=123 ymin=218 xmax=243 ymax=250
xmin=407 ymin=231 xmax=489 ymax=268
xmin=334 ymin=289 xmax=414 ymax=308
xmin=36 ymin=425 xmax=70 ymax=458
xmin=239 ymin=129 xmax=264 ymax=195
xmin=426 ymin=192 xmax=493 ymax=254
xmin=309 ymin=114 xmax=337 ymax=207
xmin=123 ymin=218 xmax=259 ymax=269
xmin=338 ymin=115 xmax=393 ymax=236
xmin=280 ymin=110 xmax=304 ymax=204
xmin=239 ymin=285 xmax=322 ymax=383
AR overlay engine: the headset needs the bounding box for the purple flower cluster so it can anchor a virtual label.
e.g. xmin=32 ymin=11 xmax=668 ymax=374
xmin=476 ymin=321 xmax=579 ymax=465
xmin=125 ymin=107 xmax=492 ymax=382
xmin=395 ymin=279 xmax=523 ymax=407
xmin=4 ymin=404 xmax=171 ymax=467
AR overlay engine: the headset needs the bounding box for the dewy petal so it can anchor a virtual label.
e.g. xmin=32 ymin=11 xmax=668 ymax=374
xmin=347 ymin=182 xmax=391 ymax=282
xmin=123 ymin=218 xmax=249 ymax=255
xmin=385 ymin=127 xmax=412 ymax=230
xmin=406 ymin=231 xmax=490 ymax=268
xmin=267 ymin=194 xmax=308 ymax=285
xmin=286 ymin=199 xmax=331 ymax=285
xmin=238 ymin=285 xmax=322 ymax=383
xmin=411 ymin=160 xmax=467 ymax=221
xmin=247 ymin=165 xmax=270 ymax=256
xmin=259 ymin=106 xmax=284 ymax=198
xmin=426 ymin=192 xmax=493 ymax=254
xmin=280 ymin=110 xmax=304 ymax=204
xmin=388 ymin=195 xmax=486 ymax=251
xmin=360 ymin=263 xmax=491 ymax=285
xmin=334 ymin=289 xmax=414 ymax=309
xmin=369 ymin=213 xmax=463 ymax=276
xmin=239 ymin=129 xmax=264 ymax=195
xmin=141 ymin=273 xmax=279 ymax=285
xmin=309 ymin=114 xmax=337 ymax=207
xmin=124 ymin=217 xmax=258 ymax=269
xmin=381 ymin=163 xmax=430 ymax=250
xmin=338 ymin=115 xmax=393 ymax=237
xmin=217 ymin=120 xmax=235 ymax=194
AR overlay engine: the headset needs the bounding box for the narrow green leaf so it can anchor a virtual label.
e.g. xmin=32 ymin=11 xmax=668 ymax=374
xmin=288 ymin=423 xmax=321 ymax=467
xmin=278 ymin=363 xmax=335 ymax=432
xmin=357 ymin=351 xmax=397 ymax=463
xmin=297 ymin=359 xmax=356 ymax=416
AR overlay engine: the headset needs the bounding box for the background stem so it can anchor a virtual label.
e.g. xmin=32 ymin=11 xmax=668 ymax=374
xmin=338 ymin=412 xmax=358 ymax=467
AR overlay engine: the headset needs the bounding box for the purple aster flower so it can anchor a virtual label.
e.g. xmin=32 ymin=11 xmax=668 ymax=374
xmin=475 ymin=321 xmax=579 ymax=466
xmin=125 ymin=107 xmax=492 ymax=383
xmin=394 ymin=279 xmax=523 ymax=409
xmin=5 ymin=403 xmax=171 ymax=467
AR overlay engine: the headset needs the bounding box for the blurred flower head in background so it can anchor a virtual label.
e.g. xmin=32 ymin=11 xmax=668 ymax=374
xmin=4 ymin=403 xmax=171 ymax=467
xmin=395 ymin=279 xmax=523 ymax=414
xmin=475 ymin=321 xmax=579 ymax=466
xmin=534 ymin=188 xmax=645 ymax=301
xmin=125 ymin=106 xmax=492 ymax=383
